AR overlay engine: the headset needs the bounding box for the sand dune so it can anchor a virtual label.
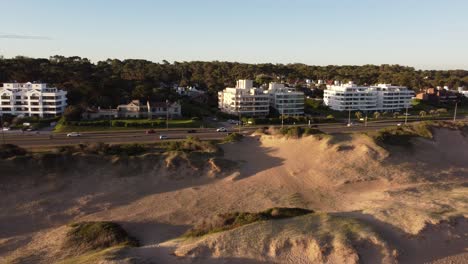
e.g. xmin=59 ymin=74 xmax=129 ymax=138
xmin=0 ymin=128 xmax=467 ymax=263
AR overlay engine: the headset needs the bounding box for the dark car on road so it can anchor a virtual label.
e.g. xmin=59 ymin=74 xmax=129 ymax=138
xmin=145 ymin=129 xmax=156 ymax=134
xmin=187 ymin=129 xmax=197 ymax=133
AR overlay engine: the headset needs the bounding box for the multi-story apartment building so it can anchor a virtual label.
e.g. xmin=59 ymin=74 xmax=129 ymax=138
xmin=267 ymin=83 xmax=304 ymax=115
xmin=324 ymin=81 xmax=414 ymax=112
xmin=372 ymin=84 xmax=414 ymax=111
xmin=0 ymin=82 xmax=67 ymax=117
xmin=218 ymin=80 xmax=269 ymax=117
xmin=324 ymin=82 xmax=377 ymax=111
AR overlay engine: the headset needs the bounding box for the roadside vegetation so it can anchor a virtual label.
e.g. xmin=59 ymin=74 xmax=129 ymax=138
xmin=222 ymin=132 xmax=243 ymax=143
xmin=183 ymin=207 xmax=314 ymax=238
xmin=370 ymin=121 xmax=468 ymax=146
xmin=54 ymin=117 xmax=203 ymax=132
xmin=0 ymin=144 xmax=28 ymax=159
xmin=56 ymin=143 xmax=149 ymax=156
xmin=165 ymin=136 xmax=220 ymax=153
xmin=255 ymin=126 xmax=324 ymax=139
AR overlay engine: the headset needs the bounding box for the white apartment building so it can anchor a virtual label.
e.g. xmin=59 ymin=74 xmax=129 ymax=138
xmin=0 ymin=82 xmax=67 ymax=117
xmin=372 ymin=84 xmax=414 ymax=111
xmin=218 ymin=80 xmax=269 ymax=117
xmin=324 ymin=81 xmax=414 ymax=112
xmin=267 ymin=83 xmax=304 ymax=115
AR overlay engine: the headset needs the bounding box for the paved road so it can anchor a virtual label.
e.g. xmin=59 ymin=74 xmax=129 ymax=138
xmin=0 ymin=119 xmax=463 ymax=148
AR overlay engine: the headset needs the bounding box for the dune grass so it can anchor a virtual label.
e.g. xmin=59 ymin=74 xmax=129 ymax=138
xmin=183 ymin=207 xmax=314 ymax=238
xmin=370 ymin=121 xmax=468 ymax=146
xmin=63 ymin=222 xmax=138 ymax=254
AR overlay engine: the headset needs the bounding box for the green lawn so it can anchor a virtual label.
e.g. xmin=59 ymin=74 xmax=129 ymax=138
xmin=54 ymin=119 xmax=205 ymax=132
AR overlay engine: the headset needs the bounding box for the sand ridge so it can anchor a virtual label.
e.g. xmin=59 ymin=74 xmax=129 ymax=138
xmin=0 ymin=128 xmax=467 ymax=263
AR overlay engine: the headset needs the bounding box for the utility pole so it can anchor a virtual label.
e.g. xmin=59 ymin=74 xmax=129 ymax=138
xmin=166 ymin=99 xmax=169 ymax=131
xmin=365 ymin=113 xmax=368 ymax=127
xmin=405 ymin=105 xmax=409 ymax=125
xmin=453 ymin=101 xmax=458 ymax=122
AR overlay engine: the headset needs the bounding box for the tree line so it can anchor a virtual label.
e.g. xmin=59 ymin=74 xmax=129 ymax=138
xmin=1 ymin=55 xmax=467 ymax=108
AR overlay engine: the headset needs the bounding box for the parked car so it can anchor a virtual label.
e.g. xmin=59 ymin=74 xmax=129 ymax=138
xmin=2 ymin=127 xmax=10 ymax=131
xmin=145 ymin=129 xmax=156 ymax=134
xmin=159 ymin=135 xmax=168 ymax=140
xmin=67 ymin=132 xmax=81 ymax=137
xmin=187 ymin=129 xmax=197 ymax=133
xmin=397 ymin=123 xmax=402 ymax=127
xmin=216 ymin=127 xmax=227 ymax=132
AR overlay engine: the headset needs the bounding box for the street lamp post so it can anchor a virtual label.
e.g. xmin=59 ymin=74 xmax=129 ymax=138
xmin=0 ymin=114 xmax=5 ymax=144
xmin=453 ymin=101 xmax=458 ymax=122
xmin=166 ymin=100 xmax=169 ymax=131
xmin=238 ymin=108 xmax=241 ymax=133
xmin=281 ymin=107 xmax=284 ymax=129
xmin=405 ymin=105 xmax=409 ymax=125
xmin=109 ymin=106 xmax=112 ymax=128
xmin=348 ymin=109 xmax=351 ymax=125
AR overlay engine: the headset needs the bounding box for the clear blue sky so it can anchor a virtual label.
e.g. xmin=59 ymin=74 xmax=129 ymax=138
xmin=1 ymin=0 xmax=467 ymax=70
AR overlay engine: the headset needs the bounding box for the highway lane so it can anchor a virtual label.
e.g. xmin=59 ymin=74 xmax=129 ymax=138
xmin=0 ymin=123 xmax=407 ymax=146
xmin=0 ymin=120 xmax=416 ymax=147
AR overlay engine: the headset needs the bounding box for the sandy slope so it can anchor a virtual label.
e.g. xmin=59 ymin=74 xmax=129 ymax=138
xmin=0 ymin=128 xmax=467 ymax=263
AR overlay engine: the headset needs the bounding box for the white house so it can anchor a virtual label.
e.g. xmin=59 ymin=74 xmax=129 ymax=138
xmin=458 ymin=87 xmax=468 ymax=98
xmin=116 ymin=100 xmax=181 ymax=119
xmin=267 ymin=83 xmax=304 ymax=115
xmin=324 ymin=81 xmax=414 ymax=112
xmin=218 ymin=80 xmax=269 ymax=117
xmin=0 ymin=82 xmax=67 ymax=117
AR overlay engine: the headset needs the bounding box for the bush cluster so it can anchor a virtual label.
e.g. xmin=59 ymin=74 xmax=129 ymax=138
xmin=184 ymin=207 xmax=314 ymax=237
xmin=64 ymin=221 xmax=139 ymax=253
xmin=0 ymin=144 xmax=28 ymax=159
xmin=166 ymin=136 xmax=219 ymax=153
xmin=373 ymin=122 xmax=433 ymax=146
xmin=223 ymin=132 xmax=243 ymax=143
xmin=57 ymin=142 xmax=147 ymax=156
xmin=278 ymin=126 xmax=323 ymax=138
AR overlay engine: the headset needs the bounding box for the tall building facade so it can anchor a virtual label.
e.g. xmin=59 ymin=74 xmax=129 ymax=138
xmin=218 ymin=80 xmax=269 ymax=117
xmin=324 ymin=82 xmax=414 ymax=112
xmin=0 ymin=82 xmax=67 ymax=117
xmin=267 ymin=83 xmax=304 ymax=115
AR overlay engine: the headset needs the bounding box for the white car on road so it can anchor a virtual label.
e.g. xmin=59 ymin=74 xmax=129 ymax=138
xmin=66 ymin=132 xmax=81 ymax=137
xmin=216 ymin=127 xmax=227 ymax=132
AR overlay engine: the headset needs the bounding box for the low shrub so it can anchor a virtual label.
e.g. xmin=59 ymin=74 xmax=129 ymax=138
xmin=55 ymin=143 xmax=148 ymax=156
xmin=63 ymin=221 xmax=139 ymax=253
xmin=0 ymin=144 xmax=28 ymax=159
xmin=166 ymin=137 xmax=219 ymax=153
xmin=183 ymin=207 xmax=314 ymax=238
xmin=223 ymin=132 xmax=243 ymax=143
xmin=372 ymin=122 xmax=434 ymax=146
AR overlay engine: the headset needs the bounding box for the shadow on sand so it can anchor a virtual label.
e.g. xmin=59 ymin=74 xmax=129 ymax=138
xmin=335 ymin=211 xmax=468 ymax=264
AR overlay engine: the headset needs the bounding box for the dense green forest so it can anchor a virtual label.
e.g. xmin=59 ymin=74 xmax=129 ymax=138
xmin=1 ymin=55 xmax=467 ymax=107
